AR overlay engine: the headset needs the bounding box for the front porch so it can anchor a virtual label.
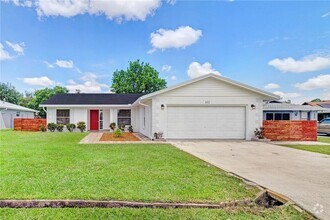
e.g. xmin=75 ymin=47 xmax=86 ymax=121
xmin=87 ymin=108 xmax=133 ymax=132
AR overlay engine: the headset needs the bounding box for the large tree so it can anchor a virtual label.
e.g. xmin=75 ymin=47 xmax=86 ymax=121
xmin=28 ymin=86 xmax=68 ymax=118
xmin=0 ymin=82 xmax=23 ymax=104
xmin=111 ymin=60 xmax=167 ymax=94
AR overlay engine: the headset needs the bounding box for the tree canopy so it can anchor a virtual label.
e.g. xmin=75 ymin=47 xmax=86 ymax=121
xmin=111 ymin=60 xmax=167 ymax=94
xmin=0 ymin=82 xmax=23 ymax=104
xmin=27 ymin=86 xmax=68 ymax=118
xmin=311 ymin=98 xmax=321 ymax=102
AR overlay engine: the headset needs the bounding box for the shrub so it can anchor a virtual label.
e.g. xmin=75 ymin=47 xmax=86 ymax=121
xmin=109 ymin=122 xmax=116 ymax=132
xmin=128 ymin=125 xmax=133 ymax=133
xmin=66 ymin=123 xmax=76 ymax=132
xmin=113 ymin=128 xmax=123 ymax=138
xmin=47 ymin=123 xmax=57 ymax=132
xmin=254 ymin=127 xmax=265 ymax=139
xmin=77 ymin=121 xmax=86 ymax=132
xmin=120 ymin=124 xmax=125 ymax=131
xmin=56 ymin=124 xmax=64 ymax=132
xmin=39 ymin=124 xmax=47 ymax=132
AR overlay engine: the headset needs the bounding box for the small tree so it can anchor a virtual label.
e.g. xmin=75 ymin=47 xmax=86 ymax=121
xmin=39 ymin=124 xmax=47 ymax=132
xmin=47 ymin=123 xmax=57 ymax=132
xmin=77 ymin=121 xmax=86 ymax=132
xmin=109 ymin=122 xmax=116 ymax=132
xmin=66 ymin=123 xmax=76 ymax=132
xmin=56 ymin=124 xmax=64 ymax=132
xmin=113 ymin=128 xmax=123 ymax=138
xmin=254 ymin=127 xmax=265 ymax=139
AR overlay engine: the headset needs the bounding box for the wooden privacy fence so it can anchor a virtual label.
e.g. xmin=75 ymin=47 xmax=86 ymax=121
xmin=14 ymin=118 xmax=46 ymax=132
xmin=263 ymin=120 xmax=317 ymax=141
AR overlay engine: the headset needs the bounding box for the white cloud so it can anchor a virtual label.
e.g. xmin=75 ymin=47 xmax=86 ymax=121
xmin=89 ymin=0 xmax=161 ymax=22
xmin=166 ymin=0 xmax=176 ymax=5
xmin=43 ymin=61 xmax=54 ymax=68
xmin=55 ymin=59 xmax=74 ymax=68
xmin=170 ymin=75 xmax=176 ymax=80
xmin=66 ymin=73 xmax=109 ymax=93
xmin=6 ymin=41 xmax=25 ymax=55
xmin=294 ymin=74 xmax=330 ymax=90
xmin=20 ymin=76 xmax=55 ymax=86
xmin=149 ymin=26 xmax=202 ymax=53
xmin=36 ymin=0 xmax=90 ymax=17
xmin=161 ymin=64 xmax=171 ymax=72
xmin=322 ymin=11 xmax=330 ymax=18
xmin=273 ymin=91 xmax=302 ymax=100
xmin=264 ymin=83 xmax=280 ymax=89
xmin=2 ymin=0 xmax=33 ymax=7
xmin=187 ymin=62 xmax=221 ymax=79
xmin=268 ymin=55 xmax=330 ymax=73
xmin=11 ymin=0 xmax=163 ymax=21
xmin=0 ymin=43 xmax=13 ymax=61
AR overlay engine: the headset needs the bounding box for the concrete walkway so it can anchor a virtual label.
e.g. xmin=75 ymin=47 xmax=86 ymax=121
xmin=171 ymin=141 xmax=330 ymax=220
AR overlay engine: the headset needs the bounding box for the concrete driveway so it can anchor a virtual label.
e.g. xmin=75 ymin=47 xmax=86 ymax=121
xmin=171 ymin=141 xmax=330 ymax=219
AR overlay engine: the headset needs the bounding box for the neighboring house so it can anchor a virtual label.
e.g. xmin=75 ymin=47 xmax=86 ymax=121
xmin=263 ymin=101 xmax=325 ymax=121
xmin=0 ymin=100 xmax=38 ymax=129
xmin=40 ymin=74 xmax=279 ymax=140
xmin=302 ymin=100 xmax=330 ymax=121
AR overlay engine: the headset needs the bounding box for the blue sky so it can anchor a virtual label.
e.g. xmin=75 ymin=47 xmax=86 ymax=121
xmin=1 ymin=0 xmax=329 ymax=103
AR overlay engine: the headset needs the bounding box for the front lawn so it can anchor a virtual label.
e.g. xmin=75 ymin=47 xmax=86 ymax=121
xmin=0 ymin=130 xmax=257 ymax=202
xmin=282 ymin=144 xmax=330 ymax=155
xmin=0 ymin=206 xmax=312 ymax=220
xmin=0 ymin=130 xmax=312 ymax=219
xmin=318 ymin=136 xmax=330 ymax=143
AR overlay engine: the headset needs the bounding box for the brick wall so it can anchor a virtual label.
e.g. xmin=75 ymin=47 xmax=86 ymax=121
xmin=263 ymin=120 xmax=317 ymax=141
xmin=14 ymin=118 xmax=47 ymax=132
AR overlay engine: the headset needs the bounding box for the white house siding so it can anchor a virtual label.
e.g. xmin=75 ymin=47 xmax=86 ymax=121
xmin=46 ymin=107 xmax=87 ymax=126
xmin=147 ymin=78 xmax=264 ymax=140
xmin=0 ymin=110 xmax=34 ymax=129
xmin=137 ymin=101 xmax=152 ymax=138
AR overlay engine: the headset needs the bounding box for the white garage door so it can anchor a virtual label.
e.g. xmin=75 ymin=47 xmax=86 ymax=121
xmin=167 ymin=106 xmax=246 ymax=139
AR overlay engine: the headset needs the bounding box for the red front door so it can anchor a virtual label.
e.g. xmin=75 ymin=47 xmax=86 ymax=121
xmin=90 ymin=110 xmax=99 ymax=131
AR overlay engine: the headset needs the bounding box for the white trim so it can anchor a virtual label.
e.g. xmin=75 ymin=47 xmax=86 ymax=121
xmin=133 ymin=74 xmax=280 ymax=103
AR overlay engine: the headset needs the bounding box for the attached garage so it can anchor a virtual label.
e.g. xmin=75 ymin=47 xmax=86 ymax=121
xmin=135 ymin=74 xmax=280 ymax=140
xmin=167 ymin=106 xmax=246 ymax=139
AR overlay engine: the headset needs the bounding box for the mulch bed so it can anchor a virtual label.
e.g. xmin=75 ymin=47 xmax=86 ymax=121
xmin=100 ymin=132 xmax=141 ymax=142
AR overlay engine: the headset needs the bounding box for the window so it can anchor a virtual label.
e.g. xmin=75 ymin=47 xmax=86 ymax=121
xmin=99 ymin=110 xmax=103 ymax=130
xmin=118 ymin=109 xmax=131 ymax=126
xmin=266 ymin=113 xmax=273 ymax=120
xmin=57 ymin=109 xmax=70 ymax=125
xmin=265 ymin=112 xmax=290 ymax=120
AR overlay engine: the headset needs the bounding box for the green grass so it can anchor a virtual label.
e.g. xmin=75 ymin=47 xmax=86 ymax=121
xmin=0 ymin=130 xmax=312 ymax=219
xmin=0 ymin=130 xmax=257 ymax=202
xmin=318 ymin=136 xmax=330 ymax=143
xmin=282 ymin=145 xmax=330 ymax=155
xmin=0 ymin=206 xmax=312 ymax=220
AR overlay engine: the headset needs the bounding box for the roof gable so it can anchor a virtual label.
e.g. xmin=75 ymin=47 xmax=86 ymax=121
xmin=139 ymin=74 xmax=280 ymax=101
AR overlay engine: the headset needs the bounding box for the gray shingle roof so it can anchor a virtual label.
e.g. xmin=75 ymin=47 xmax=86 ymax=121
xmin=0 ymin=100 xmax=38 ymax=112
xmin=41 ymin=93 xmax=144 ymax=105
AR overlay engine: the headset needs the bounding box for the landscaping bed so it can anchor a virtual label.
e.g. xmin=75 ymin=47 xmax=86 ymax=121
xmin=100 ymin=132 xmax=140 ymax=142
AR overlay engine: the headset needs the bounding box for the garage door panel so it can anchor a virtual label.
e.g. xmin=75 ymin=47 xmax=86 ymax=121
xmin=167 ymin=106 xmax=245 ymax=139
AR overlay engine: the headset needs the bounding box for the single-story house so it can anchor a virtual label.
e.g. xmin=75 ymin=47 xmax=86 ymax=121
xmin=263 ymin=101 xmax=325 ymax=121
xmin=0 ymin=100 xmax=38 ymax=129
xmin=40 ymin=74 xmax=279 ymax=140
xmin=302 ymin=100 xmax=330 ymax=121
